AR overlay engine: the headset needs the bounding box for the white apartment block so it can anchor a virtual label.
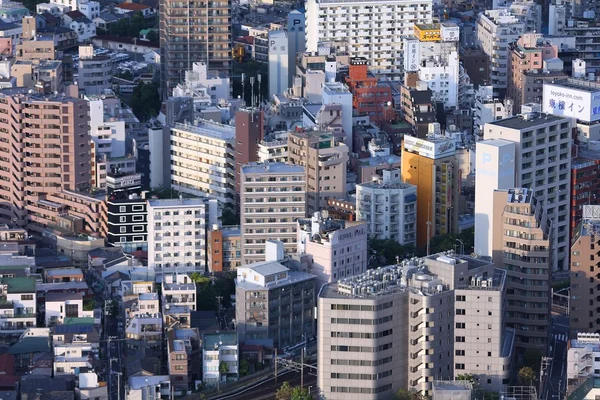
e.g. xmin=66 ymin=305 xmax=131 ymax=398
xmin=483 ymin=113 xmax=572 ymax=270
xmin=162 ymin=273 xmax=197 ymax=311
xmin=305 ymin=0 xmax=433 ymax=79
xmin=476 ymin=10 xmax=525 ymax=91
xmin=257 ymin=134 xmax=288 ymax=163
xmin=508 ymin=0 xmax=542 ymax=33
xmin=318 ymin=252 xmax=513 ymax=398
xmin=473 ymin=86 xmax=514 ymax=139
xmin=45 ymin=292 xmax=93 ymax=326
xmin=147 ymin=198 xmax=219 ymax=274
xmin=0 ymin=277 xmax=36 ymax=334
xmin=54 ymin=342 xmax=94 ymax=375
xmin=356 ymin=169 xmax=417 ymax=246
xmin=567 ymin=333 xmax=600 ymax=380
xmin=240 ymin=162 xmax=306 ymax=265
xmin=297 ymin=212 xmax=368 ymax=286
xmin=170 ymin=120 xmax=236 ymax=207
xmin=202 ymin=332 xmax=239 ymax=385
xmin=85 ymin=91 xmax=126 ymax=157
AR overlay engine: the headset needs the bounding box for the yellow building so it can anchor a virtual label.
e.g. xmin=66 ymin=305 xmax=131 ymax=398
xmin=401 ymin=135 xmax=459 ymax=250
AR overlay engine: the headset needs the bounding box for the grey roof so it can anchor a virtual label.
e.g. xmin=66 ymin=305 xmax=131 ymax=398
xmin=129 ymin=375 xmax=170 ymax=390
xmin=46 ymin=292 xmax=82 ymax=302
xmin=148 ymin=198 xmax=208 ymax=208
xmin=245 ymin=260 xmax=289 ymax=276
xmin=488 ymin=113 xmax=567 ymax=130
xmin=242 ymin=162 xmax=304 ymax=175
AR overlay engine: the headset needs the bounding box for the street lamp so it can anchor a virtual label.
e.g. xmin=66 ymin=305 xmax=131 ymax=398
xmin=455 ymin=239 xmax=465 ymax=255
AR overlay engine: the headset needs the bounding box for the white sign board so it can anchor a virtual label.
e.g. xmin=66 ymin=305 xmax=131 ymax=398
xmin=404 ymin=136 xmax=455 ymax=159
xmin=403 ymin=38 xmax=420 ymax=72
xmin=542 ymin=83 xmax=600 ymax=123
xmin=440 ymin=24 xmax=459 ymax=42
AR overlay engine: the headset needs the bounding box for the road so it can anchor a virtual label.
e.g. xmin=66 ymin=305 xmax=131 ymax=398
xmin=542 ymin=315 xmax=569 ymax=400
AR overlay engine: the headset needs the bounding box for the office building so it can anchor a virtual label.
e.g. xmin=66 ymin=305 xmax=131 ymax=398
xmin=159 ymin=0 xmax=231 ymax=95
xmin=268 ymin=30 xmax=289 ymax=98
xmin=400 ymin=82 xmax=437 ymax=138
xmin=318 ymin=252 xmax=513 ymax=398
xmin=490 ymin=189 xmax=552 ymax=352
xmin=288 ymin=130 xmax=349 ymax=215
xmin=297 ymin=211 xmax=368 ymax=286
xmin=507 ymin=34 xmax=567 ymax=110
xmin=570 ymin=205 xmax=600 ymax=338
xmin=305 ymin=0 xmax=433 ymax=79
xmin=476 ymin=10 xmax=525 ymax=94
xmin=240 ymin=162 xmax=306 ymax=265
xmin=403 ymin=23 xmax=461 ymax=108
xmin=170 ymin=120 xmax=236 ymax=207
xmin=401 ymin=135 xmax=459 ymax=250
xmin=356 ymin=169 xmax=417 ymax=245
xmin=483 ymin=113 xmax=572 ymax=270
xmin=235 ymin=254 xmax=316 ymax=348
xmin=147 ymin=198 xmax=219 ymax=273
xmin=234 ymin=108 xmax=264 ymax=195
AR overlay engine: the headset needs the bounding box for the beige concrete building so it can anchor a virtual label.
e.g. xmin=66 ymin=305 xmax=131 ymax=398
xmin=11 ymin=60 xmax=63 ymax=93
xmin=318 ymin=252 xmax=513 ymax=399
xmin=240 ymin=162 xmax=306 ymax=265
xmin=490 ymin=188 xmax=552 ymax=352
xmin=288 ymin=130 xmax=349 ymax=215
xmin=570 ymin=205 xmax=600 ymax=339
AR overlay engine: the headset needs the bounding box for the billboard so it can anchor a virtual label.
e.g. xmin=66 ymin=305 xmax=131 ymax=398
xmin=404 ymin=38 xmax=420 ymax=72
xmin=542 ymin=83 xmax=600 ymax=123
xmin=414 ymin=25 xmax=441 ymax=42
xmin=440 ymin=23 xmax=459 ymax=42
xmin=404 ymin=136 xmax=455 ymax=159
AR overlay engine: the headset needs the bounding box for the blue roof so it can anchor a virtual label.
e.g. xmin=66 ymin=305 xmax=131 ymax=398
xmin=54 ymin=324 xmax=94 ymax=334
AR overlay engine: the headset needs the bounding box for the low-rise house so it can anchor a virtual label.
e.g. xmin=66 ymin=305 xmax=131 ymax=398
xmin=128 ymin=375 xmax=171 ymax=399
xmin=53 ymin=342 xmax=93 ymax=375
xmin=167 ymin=328 xmax=200 ymax=395
xmin=44 ymin=268 xmax=84 ymax=283
xmin=114 ymin=2 xmax=155 ymax=17
xmin=0 ymin=277 xmax=36 ymax=336
xmin=8 ymin=332 xmax=51 ymax=370
xmin=202 ymin=332 xmax=239 ymax=386
xmin=75 ymin=372 xmax=107 ymax=400
xmin=61 ymin=10 xmax=96 ymax=42
xmin=45 ymin=292 xmax=94 ymax=326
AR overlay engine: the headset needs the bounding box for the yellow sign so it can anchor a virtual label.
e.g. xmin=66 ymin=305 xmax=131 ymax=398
xmin=414 ymin=26 xmax=441 ymax=42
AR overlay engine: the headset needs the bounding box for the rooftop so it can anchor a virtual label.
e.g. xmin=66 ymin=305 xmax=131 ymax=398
xmin=1 ymin=277 xmax=35 ymax=294
xmin=241 ymin=162 xmax=304 ymax=175
xmin=148 ymin=197 xmax=208 ymax=208
xmin=46 ymin=292 xmax=82 ymax=302
xmin=203 ymin=332 xmax=237 ymax=350
xmin=46 ymin=268 xmax=82 ymax=277
xmin=488 ymin=113 xmax=567 ymax=130
xmin=547 ymin=77 xmax=600 ymax=93
xmin=172 ymin=119 xmax=235 ymax=141
xmin=505 ymin=188 xmax=533 ymax=204
xmin=245 ymin=260 xmax=288 ymax=277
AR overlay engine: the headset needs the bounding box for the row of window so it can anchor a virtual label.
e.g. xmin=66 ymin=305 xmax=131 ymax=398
xmin=330 ymin=315 xmax=393 ymax=325
xmin=330 ymin=301 xmax=393 ymax=311
xmin=331 ymin=370 xmax=392 ymax=380
xmin=330 ymin=384 xmax=393 ymax=394
xmin=331 ymin=356 xmax=392 ymax=367
xmin=331 ymin=342 xmax=393 ymax=352
xmin=330 ymin=329 xmax=393 ymax=339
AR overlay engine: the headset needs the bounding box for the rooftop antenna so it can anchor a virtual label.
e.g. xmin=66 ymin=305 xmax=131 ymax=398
xmin=257 ymin=74 xmax=262 ymax=106
xmin=241 ymin=73 xmax=246 ymax=106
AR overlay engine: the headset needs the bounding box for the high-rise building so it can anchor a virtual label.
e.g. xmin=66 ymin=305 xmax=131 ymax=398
xmin=235 ymin=249 xmax=316 ymax=348
xmin=570 ymin=150 xmax=600 ymax=241
xmin=268 ymin=30 xmax=289 ymax=98
xmin=321 ymin=82 xmax=353 ymax=152
xmin=506 ymin=34 xmax=566 ymax=110
xmin=159 ymin=0 xmax=231 ymax=96
xmin=169 ymin=120 xmax=236 ymax=208
xmin=147 ymin=198 xmax=219 ymax=274
xmin=240 ymin=162 xmax=306 ymax=265
xmin=403 ymin=23 xmax=461 ymax=108
xmin=305 ymin=0 xmax=433 ymax=79
xmin=570 ymin=205 xmax=600 ymax=339
xmin=318 ymin=252 xmax=513 ymax=398
xmin=483 ymin=113 xmax=572 ymax=270
xmin=490 ymin=188 xmax=552 ymax=352
xmin=401 ymin=135 xmax=459 ymax=250
xmin=476 ymin=10 xmax=525 ymax=95
xmin=297 ymin=211 xmax=368 ymax=286
xmin=356 ymin=169 xmax=417 ymax=245
xmin=234 ymin=108 xmax=263 ymax=196
xmin=288 ymin=130 xmax=349 ymax=215
xmin=287 ymin=10 xmax=305 ymax=80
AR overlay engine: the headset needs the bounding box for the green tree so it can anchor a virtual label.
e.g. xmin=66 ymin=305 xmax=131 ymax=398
xmin=518 ymin=366 xmax=537 ymax=386
xmin=456 ymin=373 xmax=477 ymax=385
xmin=146 ymin=29 xmax=159 ymax=43
xmin=368 ymin=238 xmax=415 ymax=266
xmin=276 ymin=382 xmax=294 ymax=400
xmin=523 ymin=348 xmax=542 ymax=371
xmin=219 ymin=361 xmax=229 ymax=375
xmin=395 ymin=389 xmax=426 ymax=400
xmin=426 ymin=228 xmax=474 ymax=256
xmin=128 ymin=12 xmax=147 ymax=37
xmin=239 ymin=358 xmax=249 ymax=376
xmin=291 ymin=386 xmax=312 ymax=400
xmin=221 ymin=206 xmax=240 ymax=226
xmin=130 ymin=82 xmax=161 ymax=121
xmin=189 ymin=272 xmax=210 ymax=285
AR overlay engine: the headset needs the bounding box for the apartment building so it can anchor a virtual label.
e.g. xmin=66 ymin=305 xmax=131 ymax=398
xmin=507 ymin=34 xmax=567 ymax=110
xmin=356 ymin=169 xmax=417 ymax=246
xmin=483 ymin=113 xmax=572 ymax=270
xmin=234 ymin=108 xmax=264 ymax=195
xmin=490 ymin=189 xmax=552 ymax=352
xmin=400 ymin=83 xmax=437 ymax=138
xmin=85 ymin=88 xmax=126 ymax=165
xmin=401 ymin=135 xmax=459 ymax=250
xmin=571 ymin=149 xmax=600 ymax=241
xmin=567 ymin=333 xmax=600 ymax=382
xmin=167 ymin=328 xmax=200 ymax=394
xmin=305 ymin=0 xmax=433 ymax=79
xmin=235 ymin=257 xmax=316 ymax=348
xmin=473 ymin=86 xmax=513 ymax=138
xmin=207 ymin=225 xmax=241 ymax=272
xmin=162 ymin=274 xmax=197 ymax=311
xmin=202 ymin=332 xmax=239 ymax=386
xmin=147 ymin=198 xmax=219 ymax=273
xmin=78 ymin=45 xmax=111 ymax=95
xmin=0 ymin=277 xmax=36 ymax=335
xmin=258 ymin=133 xmax=288 ymax=164
xmin=159 ymin=0 xmax=231 ymax=95
xmin=297 ymin=211 xmax=368 ymax=286
xmin=318 ymin=252 xmax=513 ymax=398
xmin=170 ymin=120 xmax=236 ymax=208
xmin=105 ymin=192 xmax=148 ymax=255
xmin=570 ymin=205 xmax=600 ymax=338
xmin=240 ymin=162 xmax=306 ymax=265
xmin=476 ymin=10 xmax=525 ymax=94
xmin=288 ymin=130 xmax=349 ymax=215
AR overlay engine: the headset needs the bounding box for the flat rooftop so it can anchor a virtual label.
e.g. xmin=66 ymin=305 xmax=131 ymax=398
xmin=148 ymin=198 xmax=207 ymax=208
xmin=241 ymin=162 xmax=304 ymax=175
xmin=173 ymin=119 xmax=235 ymax=140
xmin=488 ymin=113 xmax=567 ymax=130
xmin=203 ymin=332 xmax=237 ymax=350
xmin=547 ymin=78 xmax=600 ymax=93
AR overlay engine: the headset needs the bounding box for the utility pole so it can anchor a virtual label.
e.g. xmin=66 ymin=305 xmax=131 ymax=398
xmin=301 ymin=347 xmax=304 ymax=389
xmin=274 ymin=348 xmax=278 ymax=384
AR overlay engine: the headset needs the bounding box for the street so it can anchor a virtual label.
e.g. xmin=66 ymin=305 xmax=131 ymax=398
xmin=542 ymin=315 xmax=569 ymax=400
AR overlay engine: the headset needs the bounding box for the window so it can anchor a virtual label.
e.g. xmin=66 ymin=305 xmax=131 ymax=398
xmin=455 ymin=364 xmax=465 ymax=370
xmin=21 ymin=294 xmax=33 ymax=300
xmin=456 ymin=336 xmax=466 ymax=342
xmin=65 ymin=304 xmax=79 ymax=318
xmin=132 ymin=215 xmax=144 ymax=222
xmin=456 ymin=295 xmax=466 ymax=302
xmin=120 ymin=216 xmax=126 ymax=223
xmin=120 ymin=227 xmax=126 ymax=233
xmin=119 ymin=206 xmax=126 ymax=212
xmin=132 ymin=205 xmax=144 ymax=211
xmin=455 ymin=350 xmax=465 ymax=356
xmin=456 ymin=309 xmax=465 ymax=315
xmin=174 ymin=365 xmax=184 ymax=370
xmin=132 ymin=226 xmax=144 ymax=232
xmin=456 ymin=323 xmax=465 ymax=329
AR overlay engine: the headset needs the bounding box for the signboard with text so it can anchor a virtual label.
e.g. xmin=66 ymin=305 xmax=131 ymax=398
xmin=404 ymin=136 xmax=455 ymax=159
xmin=404 ymin=38 xmax=420 ymax=72
xmin=542 ymin=83 xmax=600 ymax=123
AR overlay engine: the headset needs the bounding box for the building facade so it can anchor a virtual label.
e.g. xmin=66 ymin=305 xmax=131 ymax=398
xmin=240 ymin=162 xmax=306 ymax=265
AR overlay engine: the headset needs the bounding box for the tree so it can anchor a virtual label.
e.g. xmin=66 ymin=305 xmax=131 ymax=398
xmin=395 ymin=389 xmax=426 ymax=400
xmin=219 ymin=361 xmax=229 ymax=375
xmin=189 ymin=272 xmax=210 ymax=285
xmin=518 ymin=366 xmax=537 ymax=386
xmin=146 ymin=29 xmax=159 ymax=43
xmin=523 ymin=348 xmax=542 ymax=371
xmin=368 ymin=238 xmax=415 ymax=266
xmin=426 ymin=228 xmax=475 ymax=256
xmin=221 ymin=206 xmax=240 ymax=226
xmin=290 ymin=386 xmax=312 ymax=400
xmin=130 ymin=82 xmax=161 ymax=121
xmin=456 ymin=373 xmax=477 ymax=386
xmin=276 ymin=382 xmax=294 ymax=400
xmin=239 ymin=358 xmax=249 ymax=376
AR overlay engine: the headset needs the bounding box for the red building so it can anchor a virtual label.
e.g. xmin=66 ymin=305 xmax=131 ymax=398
xmin=571 ymin=153 xmax=600 ymax=240
xmin=345 ymin=57 xmax=394 ymax=125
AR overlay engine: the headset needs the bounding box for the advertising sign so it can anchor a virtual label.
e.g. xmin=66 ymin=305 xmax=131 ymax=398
xmin=542 ymin=83 xmax=600 ymax=123
xmin=414 ymin=25 xmax=441 ymax=42
xmin=440 ymin=23 xmax=459 ymax=42
xmin=404 ymin=136 xmax=455 ymax=159
xmin=404 ymin=38 xmax=420 ymax=72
